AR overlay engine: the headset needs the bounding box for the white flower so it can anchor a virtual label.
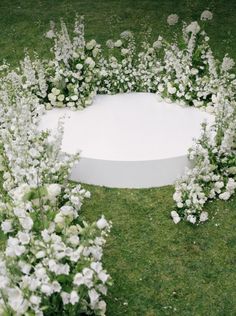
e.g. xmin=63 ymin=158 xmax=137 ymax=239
xmin=46 ymin=183 xmax=61 ymax=200
xmin=71 ymin=95 xmax=78 ymax=101
xmin=57 ymin=94 xmax=65 ymax=102
xmin=85 ymin=57 xmax=95 ymax=69
xmin=73 ymin=273 xmax=84 ymax=286
xmin=187 ymin=215 xmax=196 ymax=224
xmin=96 ymin=216 xmax=108 ymax=230
xmin=54 ymin=213 xmax=65 ymax=226
xmin=86 ymin=39 xmax=97 ymax=50
xmin=61 ymin=292 xmax=70 ymax=305
xmin=98 ymin=271 xmax=109 ymax=283
xmin=186 ymin=21 xmax=200 ymax=34
xmin=200 ymin=10 xmax=213 ymax=21
xmin=88 ymin=288 xmax=100 ymax=308
xmin=153 ymin=38 xmax=162 ymax=49
xmin=221 ymin=56 xmax=235 ymax=72
xmin=41 ymin=284 xmax=54 ymax=296
xmin=19 ymin=216 xmax=33 ymax=231
xmin=18 ymin=231 xmax=30 ymax=245
xmin=1 ymin=219 xmax=13 ymax=233
xmin=120 ymin=31 xmax=133 ymax=39
xmin=106 ymin=39 xmax=114 ymax=49
xmin=0 ymin=275 xmax=9 ymax=288
xmin=167 ymin=83 xmax=176 ymax=94
xmin=85 ymin=191 xmax=91 ymax=198
xmin=70 ymin=290 xmax=80 ymax=305
xmin=98 ymin=300 xmax=107 ymax=313
xmin=219 ymin=191 xmax=231 ymax=201
xmin=60 ymin=205 xmax=74 ymax=216
xmin=76 ymin=63 xmax=83 ymax=70
xmin=114 ymin=40 xmax=122 ymax=48
xmin=199 ymin=211 xmax=208 ymax=222
xmin=45 ymin=30 xmax=55 ymax=38
xmin=167 ymin=14 xmax=179 ymax=26
xmin=8 ymin=288 xmax=29 ymax=314
xmin=158 ymin=84 xmax=164 ymax=93
xmin=170 ymin=211 xmax=181 ymax=224
xmin=51 ymin=88 xmax=60 ymax=96
xmin=29 ymin=295 xmax=41 ymax=305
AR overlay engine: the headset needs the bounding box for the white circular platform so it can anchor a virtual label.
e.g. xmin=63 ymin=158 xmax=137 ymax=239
xmin=39 ymin=93 xmax=214 ymax=188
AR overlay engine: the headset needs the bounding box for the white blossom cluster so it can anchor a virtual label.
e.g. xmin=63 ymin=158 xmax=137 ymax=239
xmin=0 ymin=79 xmax=112 ymax=315
xmin=45 ymin=17 xmax=101 ymax=110
xmin=172 ymin=93 xmax=236 ymax=224
xmin=15 ymin=11 xmax=233 ymax=112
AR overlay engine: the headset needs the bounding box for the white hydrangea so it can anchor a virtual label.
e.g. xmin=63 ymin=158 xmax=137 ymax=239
xmin=200 ymin=10 xmax=213 ymax=21
xmin=167 ymin=14 xmax=179 ymax=26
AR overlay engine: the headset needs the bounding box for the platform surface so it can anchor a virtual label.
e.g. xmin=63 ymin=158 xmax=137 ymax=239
xmin=39 ymin=93 xmax=214 ymax=188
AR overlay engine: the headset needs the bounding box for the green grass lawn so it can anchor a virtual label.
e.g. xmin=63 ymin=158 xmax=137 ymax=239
xmin=82 ymin=185 xmax=236 ymax=316
xmin=0 ymin=0 xmax=236 ymax=315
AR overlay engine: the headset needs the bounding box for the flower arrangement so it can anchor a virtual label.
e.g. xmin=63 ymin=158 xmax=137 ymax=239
xmin=14 ymin=12 xmax=233 ymax=111
xmin=171 ymin=92 xmax=236 ymax=224
xmin=0 ymin=8 xmax=235 ymax=315
xmin=0 ymin=77 xmax=111 ymax=315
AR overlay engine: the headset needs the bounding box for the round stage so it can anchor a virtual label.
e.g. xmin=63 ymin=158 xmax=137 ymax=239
xmin=39 ymin=93 xmax=214 ymax=188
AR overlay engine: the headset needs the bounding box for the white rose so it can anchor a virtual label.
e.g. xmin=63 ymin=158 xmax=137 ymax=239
xmin=57 ymin=94 xmax=65 ymax=102
xmin=76 ymin=63 xmax=83 ymax=70
xmin=71 ymin=95 xmax=78 ymax=101
xmin=52 ymin=88 xmax=60 ymax=96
